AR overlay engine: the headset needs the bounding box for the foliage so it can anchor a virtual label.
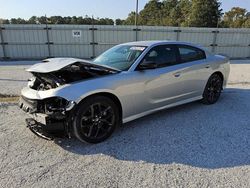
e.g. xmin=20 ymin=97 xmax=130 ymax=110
xmin=0 ymin=19 xmax=10 ymax=24
xmin=139 ymin=0 xmax=163 ymax=25
xmin=115 ymin=18 xmax=125 ymax=25
xmin=0 ymin=1 xmax=250 ymax=28
xmin=221 ymin=7 xmax=250 ymax=28
xmin=188 ymin=0 xmax=222 ymax=27
xmin=0 ymin=15 xmax=114 ymax=25
xmin=124 ymin=0 xmax=222 ymax=27
xmin=123 ymin=12 xmax=136 ymax=25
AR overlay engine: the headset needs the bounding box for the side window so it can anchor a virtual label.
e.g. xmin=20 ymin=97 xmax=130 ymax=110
xmin=178 ymin=45 xmax=206 ymax=63
xmin=143 ymin=45 xmax=178 ymax=68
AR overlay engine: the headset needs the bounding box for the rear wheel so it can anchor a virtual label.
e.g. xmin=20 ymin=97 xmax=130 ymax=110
xmin=73 ymin=96 xmax=120 ymax=143
xmin=202 ymin=74 xmax=223 ymax=105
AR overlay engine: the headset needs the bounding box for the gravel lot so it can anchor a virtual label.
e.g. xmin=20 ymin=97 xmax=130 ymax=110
xmin=0 ymin=60 xmax=249 ymax=187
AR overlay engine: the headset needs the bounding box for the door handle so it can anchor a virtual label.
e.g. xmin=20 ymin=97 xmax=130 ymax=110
xmin=205 ymin=64 xmax=210 ymax=68
xmin=173 ymin=72 xmax=181 ymax=77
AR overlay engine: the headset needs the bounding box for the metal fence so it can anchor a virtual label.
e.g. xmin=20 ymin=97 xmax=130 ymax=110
xmin=1 ymin=24 xmax=250 ymax=60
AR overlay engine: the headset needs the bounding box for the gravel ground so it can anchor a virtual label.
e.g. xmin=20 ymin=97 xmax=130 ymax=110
xmin=0 ymin=61 xmax=35 ymax=96
xmin=0 ymin=60 xmax=249 ymax=187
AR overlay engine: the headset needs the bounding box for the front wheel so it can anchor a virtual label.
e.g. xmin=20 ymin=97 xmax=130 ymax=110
xmin=202 ymin=74 xmax=223 ymax=105
xmin=73 ymin=96 xmax=120 ymax=143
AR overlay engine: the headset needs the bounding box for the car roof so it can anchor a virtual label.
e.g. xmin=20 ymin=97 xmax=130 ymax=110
xmin=121 ymin=40 xmax=202 ymax=48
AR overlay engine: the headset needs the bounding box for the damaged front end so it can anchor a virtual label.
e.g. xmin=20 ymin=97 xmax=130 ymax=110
xmin=19 ymin=95 xmax=76 ymax=140
xmin=19 ymin=58 xmax=119 ymax=140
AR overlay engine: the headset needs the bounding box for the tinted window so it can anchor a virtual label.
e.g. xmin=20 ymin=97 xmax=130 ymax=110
xmin=178 ymin=45 xmax=206 ymax=62
xmin=143 ymin=45 xmax=177 ymax=68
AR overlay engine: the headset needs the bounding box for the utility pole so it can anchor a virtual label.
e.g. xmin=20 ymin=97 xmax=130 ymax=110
xmin=135 ymin=0 xmax=139 ymax=26
xmin=134 ymin=0 xmax=139 ymax=41
xmin=45 ymin=14 xmax=52 ymax=58
xmin=216 ymin=17 xmax=220 ymax=28
xmin=217 ymin=13 xmax=224 ymax=28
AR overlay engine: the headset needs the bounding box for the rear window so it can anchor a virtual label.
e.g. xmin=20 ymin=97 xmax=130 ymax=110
xmin=178 ymin=45 xmax=206 ymax=62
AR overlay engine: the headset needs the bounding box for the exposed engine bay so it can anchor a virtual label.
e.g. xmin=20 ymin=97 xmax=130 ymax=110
xmin=28 ymin=62 xmax=118 ymax=91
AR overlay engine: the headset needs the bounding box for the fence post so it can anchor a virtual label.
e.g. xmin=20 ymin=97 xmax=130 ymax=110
xmin=0 ymin=25 xmax=7 ymax=59
xmin=133 ymin=28 xmax=141 ymax=41
xmin=135 ymin=28 xmax=138 ymax=41
xmin=211 ymin=30 xmax=219 ymax=53
xmin=45 ymin=22 xmax=52 ymax=58
xmin=174 ymin=29 xmax=181 ymax=41
xmin=89 ymin=24 xmax=98 ymax=59
xmin=88 ymin=17 xmax=99 ymax=59
xmin=248 ymin=43 xmax=250 ymax=58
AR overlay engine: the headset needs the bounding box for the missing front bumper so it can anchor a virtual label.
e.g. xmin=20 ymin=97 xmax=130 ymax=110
xmin=19 ymin=95 xmax=76 ymax=140
xmin=26 ymin=118 xmax=55 ymax=140
xmin=25 ymin=118 xmax=67 ymax=140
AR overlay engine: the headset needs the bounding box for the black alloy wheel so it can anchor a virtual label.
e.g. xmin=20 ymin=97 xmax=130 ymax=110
xmin=73 ymin=96 xmax=120 ymax=143
xmin=202 ymin=74 xmax=223 ymax=104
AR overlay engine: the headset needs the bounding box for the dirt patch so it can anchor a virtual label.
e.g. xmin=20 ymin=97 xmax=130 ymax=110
xmin=0 ymin=94 xmax=19 ymax=103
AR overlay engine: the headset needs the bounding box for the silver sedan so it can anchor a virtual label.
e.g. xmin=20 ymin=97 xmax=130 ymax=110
xmin=19 ymin=41 xmax=230 ymax=143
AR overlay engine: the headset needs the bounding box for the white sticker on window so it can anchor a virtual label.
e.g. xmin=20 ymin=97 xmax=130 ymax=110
xmin=130 ymin=46 xmax=146 ymax=51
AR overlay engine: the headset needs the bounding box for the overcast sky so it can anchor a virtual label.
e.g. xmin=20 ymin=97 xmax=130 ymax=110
xmin=1 ymin=0 xmax=250 ymax=19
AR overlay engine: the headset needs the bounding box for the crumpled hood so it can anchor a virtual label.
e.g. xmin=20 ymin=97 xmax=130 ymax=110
xmin=26 ymin=58 xmax=120 ymax=73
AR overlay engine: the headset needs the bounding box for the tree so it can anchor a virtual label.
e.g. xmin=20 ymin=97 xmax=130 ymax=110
xmin=243 ymin=18 xmax=250 ymax=28
xmin=37 ymin=16 xmax=47 ymax=24
xmin=97 ymin=18 xmax=114 ymax=25
xmin=63 ymin=16 xmax=72 ymax=24
xmin=243 ymin=12 xmax=250 ymax=28
xmin=49 ymin=16 xmax=65 ymax=24
xmin=123 ymin=12 xmax=136 ymax=25
xmin=139 ymin=0 xmax=163 ymax=25
xmin=28 ymin=16 xmax=38 ymax=24
xmin=223 ymin=7 xmax=248 ymax=28
xmin=162 ymin=0 xmax=191 ymax=26
xmin=3 ymin=3 xmax=250 ymax=28
xmin=161 ymin=0 xmax=178 ymax=25
xmin=10 ymin=18 xmax=27 ymax=24
xmin=177 ymin=0 xmax=192 ymax=26
xmin=76 ymin=16 xmax=85 ymax=24
xmin=188 ymin=0 xmax=222 ymax=27
xmin=83 ymin=15 xmax=93 ymax=25
xmin=115 ymin=19 xmax=125 ymax=25
xmin=0 ymin=19 xmax=10 ymax=24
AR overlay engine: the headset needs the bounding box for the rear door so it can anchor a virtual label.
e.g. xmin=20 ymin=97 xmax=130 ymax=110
xmin=174 ymin=44 xmax=211 ymax=98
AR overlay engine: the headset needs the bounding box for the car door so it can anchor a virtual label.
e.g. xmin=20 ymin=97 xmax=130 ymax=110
xmin=131 ymin=44 xmax=189 ymax=113
xmin=175 ymin=44 xmax=211 ymax=98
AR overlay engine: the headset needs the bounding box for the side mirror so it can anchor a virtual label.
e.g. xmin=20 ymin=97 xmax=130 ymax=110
xmin=139 ymin=59 xmax=157 ymax=70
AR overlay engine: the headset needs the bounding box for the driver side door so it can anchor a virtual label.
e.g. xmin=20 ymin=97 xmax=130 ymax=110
xmin=134 ymin=44 xmax=187 ymax=112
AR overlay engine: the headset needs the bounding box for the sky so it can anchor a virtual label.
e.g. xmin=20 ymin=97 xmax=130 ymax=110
xmin=1 ymin=0 xmax=250 ymax=20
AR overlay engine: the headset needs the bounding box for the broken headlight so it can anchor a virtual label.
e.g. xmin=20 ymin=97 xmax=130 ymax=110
xmin=44 ymin=97 xmax=76 ymax=115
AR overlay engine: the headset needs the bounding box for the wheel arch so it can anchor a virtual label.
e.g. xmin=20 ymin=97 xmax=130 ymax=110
xmin=211 ymin=71 xmax=224 ymax=89
xmin=212 ymin=71 xmax=224 ymax=81
xmin=75 ymin=92 xmax=123 ymax=121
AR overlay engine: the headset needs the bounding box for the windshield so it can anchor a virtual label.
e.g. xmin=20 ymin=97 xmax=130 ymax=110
xmin=92 ymin=45 xmax=147 ymax=71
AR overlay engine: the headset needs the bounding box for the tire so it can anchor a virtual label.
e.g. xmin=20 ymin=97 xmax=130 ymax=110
xmin=202 ymin=73 xmax=223 ymax=105
xmin=73 ymin=95 xmax=120 ymax=144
